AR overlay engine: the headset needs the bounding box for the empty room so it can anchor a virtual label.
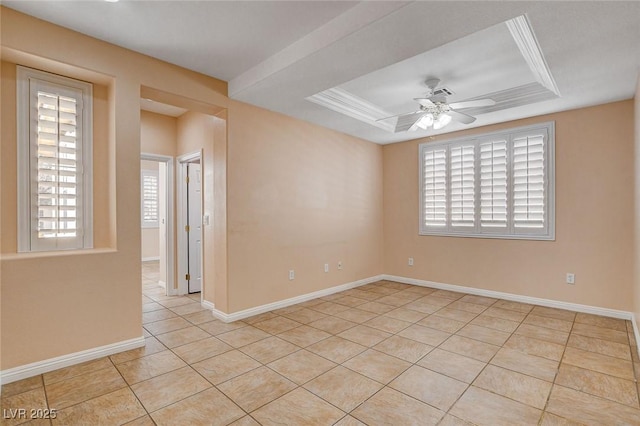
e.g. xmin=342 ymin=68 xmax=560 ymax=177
xmin=1 ymin=1 xmax=640 ymax=425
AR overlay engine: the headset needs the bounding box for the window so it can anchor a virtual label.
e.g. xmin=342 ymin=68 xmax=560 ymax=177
xmin=141 ymin=169 xmax=159 ymax=228
xmin=419 ymin=122 xmax=554 ymax=240
xmin=17 ymin=66 xmax=93 ymax=252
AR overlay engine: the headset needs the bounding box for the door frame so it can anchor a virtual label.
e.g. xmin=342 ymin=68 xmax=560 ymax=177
xmin=140 ymin=153 xmax=175 ymax=296
xmin=176 ymin=150 xmax=203 ymax=296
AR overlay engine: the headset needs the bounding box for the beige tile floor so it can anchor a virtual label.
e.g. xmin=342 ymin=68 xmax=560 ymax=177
xmin=2 ymin=261 xmax=640 ymax=425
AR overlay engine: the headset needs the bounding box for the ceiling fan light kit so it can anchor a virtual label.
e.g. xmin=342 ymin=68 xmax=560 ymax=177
xmin=379 ymin=78 xmax=496 ymax=133
xmin=433 ymin=113 xmax=452 ymax=130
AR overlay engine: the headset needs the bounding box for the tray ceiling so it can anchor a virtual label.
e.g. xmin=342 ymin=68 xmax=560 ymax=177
xmin=4 ymin=1 xmax=639 ymax=144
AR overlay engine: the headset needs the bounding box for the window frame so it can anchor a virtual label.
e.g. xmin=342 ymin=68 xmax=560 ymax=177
xmin=418 ymin=121 xmax=555 ymax=240
xmin=17 ymin=66 xmax=93 ymax=252
xmin=141 ymin=168 xmax=160 ymax=229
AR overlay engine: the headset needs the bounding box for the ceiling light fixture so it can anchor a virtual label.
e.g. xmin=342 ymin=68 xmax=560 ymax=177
xmin=377 ymin=78 xmax=496 ymax=133
xmin=105 ymin=0 xmax=119 ymax=3
xmin=433 ymin=112 xmax=452 ymax=130
xmin=408 ymin=105 xmax=452 ymax=131
xmin=415 ymin=113 xmax=434 ymax=130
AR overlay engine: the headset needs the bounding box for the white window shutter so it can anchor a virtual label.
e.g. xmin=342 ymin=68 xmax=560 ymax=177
xmin=418 ymin=122 xmax=554 ymax=240
xmin=512 ymin=133 xmax=546 ymax=230
xmin=32 ymin=83 xmax=84 ymax=248
xmin=480 ymin=140 xmax=508 ymax=229
xmin=450 ymin=144 xmax=475 ymax=228
xmin=17 ymin=66 xmax=93 ymax=252
xmin=422 ymin=148 xmax=447 ymax=227
xmin=142 ymin=170 xmax=159 ymax=227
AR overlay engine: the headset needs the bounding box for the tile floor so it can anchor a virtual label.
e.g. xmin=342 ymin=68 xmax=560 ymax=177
xmin=2 ymin=261 xmax=640 ymax=425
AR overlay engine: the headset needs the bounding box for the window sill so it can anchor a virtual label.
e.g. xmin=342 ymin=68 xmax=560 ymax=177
xmin=419 ymin=231 xmax=555 ymax=241
xmin=1 ymin=248 xmax=117 ymax=261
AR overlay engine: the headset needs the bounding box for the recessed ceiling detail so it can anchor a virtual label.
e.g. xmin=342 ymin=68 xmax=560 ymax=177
xmin=306 ymin=88 xmax=395 ymax=132
xmin=305 ymin=15 xmax=560 ymax=135
xmin=506 ymin=15 xmax=559 ymax=96
xmin=5 ymin=2 xmax=638 ymax=145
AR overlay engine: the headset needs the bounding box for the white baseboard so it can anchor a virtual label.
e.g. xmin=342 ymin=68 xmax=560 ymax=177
xmin=201 ymin=299 xmax=215 ymax=311
xmin=208 ymin=275 xmax=385 ymax=323
xmin=631 ymin=313 xmax=640 ymax=360
xmin=386 ymin=274 xmax=640 ymax=354
xmin=158 ymin=280 xmax=166 ymax=289
xmin=142 ymin=257 xmax=160 ymax=262
xmin=0 ymin=336 xmax=145 ymax=386
xmin=384 ymin=274 xmax=634 ymax=320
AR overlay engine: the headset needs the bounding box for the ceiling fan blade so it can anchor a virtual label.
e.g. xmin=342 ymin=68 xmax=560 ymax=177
xmin=448 ymin=99 xmax=496 ymax=109
xmin=395 ymin=112 xmax=424 ymax=132
xmin=448 ymin=110 xmax=476 ymax=125
xmin=376 ymin=110 xmax=421 ymax=122
xmin=413 ymin=97 xmax=435 ymax=107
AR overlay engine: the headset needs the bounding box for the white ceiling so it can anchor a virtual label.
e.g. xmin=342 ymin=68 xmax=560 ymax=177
xmin=5 ymin=1 xmax=639 ymax=144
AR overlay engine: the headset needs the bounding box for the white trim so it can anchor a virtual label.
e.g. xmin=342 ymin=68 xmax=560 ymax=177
xmin=207 ymin=275 xmax=384 ymax=323
xmin=419 ymin=121 xmax=555 ymax=241
xmin=201 ymin=299 xmax=215 ymax=311
xmin=142 ymin=256 xmax=160 ymax=262
xmin=176 ymin=151 xmax=202 ymax=296
xmin=506 ymin=15 xmax=560 ymax=96
xmin=0 ymin=336 xmax=144 ymax=385
xmin=383 ymin=274 xmax=634 ymax=320
xmin=632 ymin=314 xmax=640 ymax=361
xmin=141 ymin=153 xmax=175 ymax=296
xmin=17 ymin=65 xmax=93 ymax=252
xmin=306 ymin=87 xmax=395 ymax=132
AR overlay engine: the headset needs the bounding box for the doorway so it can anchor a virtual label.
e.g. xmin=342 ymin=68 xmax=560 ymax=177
xmin=140 ymin=153 xmax=175 ymax=295
xmin=177 ymin=151 xmax=203 ymax=295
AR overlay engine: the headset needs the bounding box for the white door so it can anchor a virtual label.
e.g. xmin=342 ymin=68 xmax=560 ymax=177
xmin=187 ymin=162 xmax=202 ymax=293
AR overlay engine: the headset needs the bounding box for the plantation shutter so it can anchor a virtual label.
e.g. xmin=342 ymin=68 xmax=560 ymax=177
xmin=512 ymin=132 xmax=546 ymax=230
xmin=450 ymin=144 xmax=475 ymax=228
xmin=480 ymin=140 xmax=508 ymax=229
xmin=142 ymin=170 xmax=159 ymax=227
xmin=31 ymin=79 xmax=85 ymax=250
xmin=418 ymin=122 xmax=553 ymax=240
xmin=422 ymin=147 xmax=447 ymax=227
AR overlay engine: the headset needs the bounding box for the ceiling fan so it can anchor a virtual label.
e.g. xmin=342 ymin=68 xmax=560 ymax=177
xmin=377 ymin=78 xmax=496 ymax=132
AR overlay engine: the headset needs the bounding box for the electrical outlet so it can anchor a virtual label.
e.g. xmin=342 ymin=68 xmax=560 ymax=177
xmin=337 ymin=261 xmax=343 ymax=270
xmin=566 ymin=273 xmax=575 ymax=285
xmin=408 ymin=257 xmax=414 ymax=266
xmin=324 ymin=263 xmax=329 ymax=273
xmin=289 ymin=270 xmax=295 ymax=280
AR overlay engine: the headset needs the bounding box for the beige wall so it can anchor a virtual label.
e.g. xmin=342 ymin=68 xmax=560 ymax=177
xmin=0 ymin=7 xmax=227 ymax=370
xmin=1 ymin=6 xmax=4 ymax=372
xmin=226 ymin=100 xmax=384 ymax=312
xmin=140 ymin=110 xmax=177 ymax=157
xmin=1 ymin=5 xmax=636 ymax=375
xmin=141 ymin=229 xmax=159 ymax=261
xmin=634 ymin=75 xmax=640 ymax=327
xmin=384 ymin=100 xmax=635 ymax=311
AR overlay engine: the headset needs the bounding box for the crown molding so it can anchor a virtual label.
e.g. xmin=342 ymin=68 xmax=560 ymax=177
xmin=506 ymin=14 xmax=560 ymax=96
xmin=307 ymin=87 xmax=395 ymax=132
